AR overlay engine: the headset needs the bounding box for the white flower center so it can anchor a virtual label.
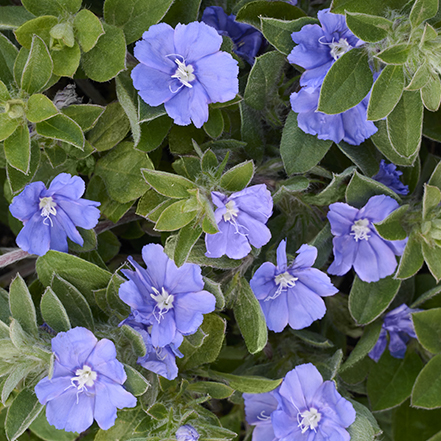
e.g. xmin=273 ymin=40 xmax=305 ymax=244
xmin=265 ymin=271 xmax=298 ymax=302
xmin=151 ymin=287 xmax=174 ymax=322
xmin=298 ymin=408 xmax=321 ymax=434
xmin=171 ymin=58 xmax=196 ymax=88
xmin=71 ymin=365 xmax=97 ymax=392
xmin=350 ymin=218 xmax=371 ymax=242
xmin=329 ymin=38 xmax=351 ymax=60
xmin=39 ymin=197 xmax=57 ymax=226
xmin=223 ymin=201 xmax=239 ymax=222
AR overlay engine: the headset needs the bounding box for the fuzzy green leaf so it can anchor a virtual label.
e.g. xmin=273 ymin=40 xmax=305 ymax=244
xmin=74 ymin=9 xmax=104 ymax=53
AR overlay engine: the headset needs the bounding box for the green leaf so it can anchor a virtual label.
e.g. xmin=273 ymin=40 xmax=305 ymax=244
xmin=106 ymin=273 xmax=130 ymax=317
xmin=413 ymin=308 xmax=441 ymax=353
xmin=220 ymin=161 xmax=254 ymax=192
xmin=36 ymin=250 xmax=112 ymax=307
xmin=0 ymin=6 xmax=35 ymax=31
xmin=423 ymin=184 xmax=441 ymax=218
xmin=95 ymin=142 xmax=152 ymax=203
xmin=280 ymin=112 xmax=333 ymax=174
xmin=162 ymin=0 xmax=201 ymax=27
xmin=233 ymin=277 xmax=267 ymax=354
xmin=346 ymin=12 xmax=392 ymax=42
xmin=187 ymin=381 xmax=234 ymax=399
xmin=345 ymin=170 xmax=400 ymax=208
xmin=203 ymin=108 xmax=224 ymax=139
xmin=387 ymin=91 xmax=423 ymax=159
xmin=410 ymin=0 xmax=439 ymax=26
xmin=9 ymin=274 xmax=38 ymax=337
xmin=203 ymin=276 xmax=225 ymax=310
xmin=349 ymin=275 xmax=401 ymax=325
xmin=7 ymin=140 xmax=40 ymax=194
xmin=51 ymin=43 xmax=81 ymax=77
xmin=235 ymin=0 xmax=306 ymax=29
xmin=81 ymin=23 xmax=126 ymax=82
xmin=62 ymin=104 xmax=104 ymax=132
xmin=421 ymin=74 xmax=441 ymax=111
xmin=422 ymin=241 xmax=441 ymax=282
xmin=124 ymin=365 xmax=150 ymax=396
xmin=292 ymin=329 xmax=334 ymax=348
xmin=244 ymin=51 xmax=286 ymax=111
xmin=138 ymin=97 xmax=167 ymax=123
xmin=367 ymin=64 xmax=404 ymax=121
xmin=13 ymin=47 xmax=28 ymax=87
xmin=260 ymin=16 xmax=318 ymax=56
xmin=367 ymin=351 xmax=423 ymax=411
xmin=21 ymin=35 xmax=52 ymax=95
xmin=138 ymin=116 xmax=172 ymax=152
xmin=154 ymin=199 xmax=197 ymax=231
xmin=347 ymin=399 xmax=382 ymax=441
xmin=14 ymin=16 xmax=58 ymax=49
xmin=332 ymin=0 xmax=409 ymax=15
xmin=374 ymin=204 xmax=408 ymax=241
xmin=396 ymin=232 xmax=424 ymax=279
xmin=376 ymin=44 xmax=411 ymax=65
xmin=36 ymin=114 xmax=84 ymax=149
xmin=121 ymin=324 xmax=146 ymax=357
xmin=336 ymin=140 xmax=379 ymax=176
xmin=406 ymin=63 xmax=431 ymax=90
xmin=141 ymin=169 xmax=197 ymax=199
xmin=87 ymin=101 xmax=130 ymax=151
xmin=5 ymin=388 xmax=43 ymax=441
xmin=318 ymin=48 xmax=373 ymax=114
xmin=21 ymin=0 xmax=80 ymax=16
xmin=73 ymin=9 xmax=104 ymax=53
xmin=0 ymin=33 xmax=18 ymax=85
xmin=339 ymin=321 xmax=383 ymax=372
xmin=104 ymin=0 xmax=174 ymax=45
xmin=26 ymin=93 xmax=58 ymax=122
xmin=208 ymin=370 xmax=282 ymax=393
xmin=201 ymin=149 xmax=218 ymax=172
xmin=0 ymin=113 xmax=19 ymax=142
xmin=424 ymin=107 xmax=441 ymax=142
xmin=174 ymin=222 xmax=203 ymax=267
xmin=40 ymin=286 xmax=71 ymax=332
xmin=4 ymin=123 xmax=30 ymax=173
xmin=29 ymin=410 xmax=77 ymax=441
xmin=412 ymin=353 xmax=441 ymax=408
xmin=50 ymin=274 xmax=94 ymax=331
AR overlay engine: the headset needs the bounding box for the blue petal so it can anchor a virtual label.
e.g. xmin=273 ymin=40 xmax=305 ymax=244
xmin=141 ymin=244 xmax=169 ymax=288
xmin=341 ymin=102 xmax=377 ymax=145
xmin=358 ymin=195 xmax=399 ymax=223
xmin=327 ymin=235 xmax=357 ymax=277
xmin=232 ymin=185 xmax=273 ymax=224
xmin=164 ymin=260 xmax=204 ymax=295
xmin=260 ymin=292 xmax=289 ymax=333
xmin=276 ymin=240 xmax=288 ymax=271
xmin=49 ymin=216 xmax=69 ymax=253
xmin=243 ymin=390 xmax=279 ymax=425
xmin=9 ymin=181 xmax=45 ymax=222
xmin=295 ymin=269 xmax=338 ymax=298
xmin=118 ymin=279 xmax=152 ymax=318
xmin=388 ymin=331 xmax=408 ymax=358
xmin=327 ymin=202 xmax=358 ymax=236
xmin=271 ymin=409 xmax=301 ymax=440
xmin=299 ymin=62 xmax=333 ymax=91
xmin=150 ymin=311 xmax=177 ymax=348
xmin=15 ymin=211 xmax=51 ymax=256
xmin=250 ymin=262 xmax=277 ymax=300
xmin=290 ymin=87 xmax=320 ymax=113
xmin=56 ymin=197 xmax=100 ymax=230
xmin=174 ymin=22 xmax=222 ymax=63
xmin=251 ymin=424 xmax=278 ymax=441
xmin=237 ymin=211 xmax=272 ymax=249
xmin=368 ymin=328 xmax=387 ymax=362
xmin=44 ymin=389 xmax=79 ymax=432
xmin=55 ymin=207 xmax=83 ymax=246
xmin=35 ymin=376 xmax=73 ymax=404
xmin=297 ymin=108 xmax=345 ymax=144
xmin=46 ymin=174 xmax=84 ymax=200
xmin=292 ymin=244 xmax=317 ymax=270
xmin=315 ymin=419 xmax=352 ymax=441
xmin=138 ymin=344 xmax=180 ymax=380
xmin=62 ymin=391 xmax=95 ymax=433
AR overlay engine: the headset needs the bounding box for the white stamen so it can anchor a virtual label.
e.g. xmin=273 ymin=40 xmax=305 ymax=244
xmin=256 ymin=410 xmax=271 ymax=421
xmin=351 ymin=218 xmax=371 ymax=242
xmin=39 ymin=197 xmax=57 ymax=226
xmin=265 ymin=271 xmax=298 ymax=301
xmin=150 ymin=287 xmax=174 ymax=323
xmin=298 ymin=408 xmax=321 ymax=434
xmin=171 ymin=57 xmax=195 ymax=89
xmin=329 ymin=38 xmax=351 ymax=60
xmin=155 ymin=346 xmax=167 ymax=361
xmin=223 ymin=201 xmax=239 ymax=222
xmin=71 ymin=365 xmax=97 ymax=393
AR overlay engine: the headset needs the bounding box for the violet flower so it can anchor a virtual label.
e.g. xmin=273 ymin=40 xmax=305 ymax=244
xmin=205 ymin=184 xmax=273 ymax=260
xmin=250 ymin=240 xmax=338 ymax=332
xmin=176 ymin=424 xmax=200 ymax=441
xmin=327 ymin=195 xmax=408 ymax=283
xmin=201 ymin=6 xmax=264 ymax=65
xmin=369 ymin=304 xmax=420 ymax=362
xmin=9 ymin=173 xmax=100 ymax=256
xmin=120 ymin=317 xmax=183 ymax=380
xmin=35 ymin=327 xmax=136 ymax=433
xmin=118 ymin=244 xmax=216 ymax=348
xmin=272 ymin=363 xmax=356 ymax=440
xmin=373 ymin=160 xmax=409 ymax=196
xmin=131 ymin=21 xmax=238 ymax=128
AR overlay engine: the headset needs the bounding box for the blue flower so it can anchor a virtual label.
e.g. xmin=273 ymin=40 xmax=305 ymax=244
xmin=176 ymin=424 xmax=200 ymax=441
xmin=205 ymin=184 xmax=273 ymax=260
xmin=120 ymin=317 xmax=183 ymax=380
xmin=131 ymin=21 xmax=238 ymax=128
xmin=272 ymin=363 xmax=356 ymax=440
xmin=201 ymin=6 xmax=264 ymax=65
xmin=373 ymin=160 xmax=409 ymax=196
xmin=243 ymin=389 xmax=280 ymax=441
xmin=250 ymin=240 xmax=338 ymax=332
xmin=9 ymin=173 xmax=100 ymax=256
xmin=327 ymin=195 xmax=408 ymax=282
xmin=119 ymin=244 xmax=216 ymax=348
xmin=288 ymin=8 xmax=361 ymax=92
xmin=369 ymin=304 xmax=420 ymax=362
xmin=35 ymin=327 xmax=136 ymax=433
xmin=290 ymin=86 xmax=378 ymax=145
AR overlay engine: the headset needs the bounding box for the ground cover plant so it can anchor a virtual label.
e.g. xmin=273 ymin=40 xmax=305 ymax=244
xmin=1 ymin=0 xmax=441 ymax=440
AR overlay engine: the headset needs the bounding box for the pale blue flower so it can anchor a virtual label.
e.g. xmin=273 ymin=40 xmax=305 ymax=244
xmin=201 ymin=6 xmax=264 ymax=65
xmin=205 ymin=184 xmax=273 ymax=259
xmin=373 ymin=160 xmax=409 ymax=196
xmin=176 ymin=424 xmax=200 ymax=441
xmin=35 ymin=327 xmax=136 ymax=433
xmin=131 ymin=21 xmax=238 ymax=128
xmin=119 ymin=244 xmax=216 ymax=348
xmin=272 ymin=363 xmax=356 ymax=441
xmin=120 ymin=317 xmax=183 ymax=380
xmin=250 ymin=240 xmax=338 ymax=332
xmin=369 ymin=304 xmax=419 ymax=362
xmin=9 ymin=173 xmax=100 ymax=256
xmin=327 ymin=195 xmax=408 ymax=282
